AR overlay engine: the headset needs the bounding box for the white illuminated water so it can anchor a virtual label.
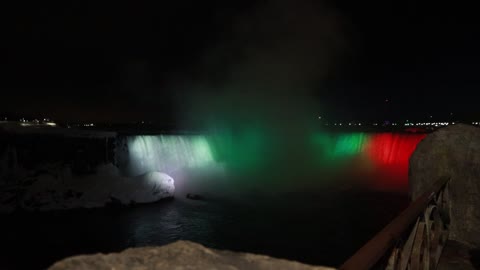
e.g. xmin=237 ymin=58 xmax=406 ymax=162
xmin=125 ymin=135 xmax=216 ymax=177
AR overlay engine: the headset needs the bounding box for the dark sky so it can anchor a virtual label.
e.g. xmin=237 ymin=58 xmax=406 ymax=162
xmin=2 ymin=0 xmax=479 ymax=123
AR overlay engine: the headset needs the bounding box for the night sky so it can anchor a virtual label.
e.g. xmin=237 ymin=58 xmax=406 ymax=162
xmin=2 ymin=1 xmax=479 ymax=124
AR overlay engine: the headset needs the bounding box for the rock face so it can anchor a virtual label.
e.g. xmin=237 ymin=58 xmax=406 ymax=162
xmin=409 ymin=124 xmax=480 ymax=247
xmin=48 ymin=241 xmax=335 ymax=270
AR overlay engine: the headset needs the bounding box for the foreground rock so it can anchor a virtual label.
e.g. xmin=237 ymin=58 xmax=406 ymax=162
xmin=438 ymin=240 xmax=478 ymax=270
xmin=409 ymin=124 xmax=480 ymax=247
xmin=48 ymin=241 xmax=335 ymax=270
xmin=20 ymin=164 xmax=175 ymax=211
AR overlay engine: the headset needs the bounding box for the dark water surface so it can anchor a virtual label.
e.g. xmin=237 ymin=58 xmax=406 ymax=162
xmin=0 ymin=189 xmax=408 ymax=270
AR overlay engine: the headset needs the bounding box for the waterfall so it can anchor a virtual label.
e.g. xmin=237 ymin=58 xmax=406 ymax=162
xmin=121 ymin=132 xmax=426 ymax=176
xmin=118 ymin=132 xmax=427 ymax=193
xmin=310 ymin=132 xmax=426 ymax=190
xmin=366 ymin=133 xmax=426 ymax=165
xmin=123 ymin=135 xmax=216 ymax=177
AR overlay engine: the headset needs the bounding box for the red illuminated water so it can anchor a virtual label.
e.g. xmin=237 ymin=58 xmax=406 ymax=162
xmin=361 ymin=133 xmax=427 ymax=191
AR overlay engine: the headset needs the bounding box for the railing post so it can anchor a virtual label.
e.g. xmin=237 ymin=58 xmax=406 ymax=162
xmin=340 ymin=177 xmax=449 ymax=270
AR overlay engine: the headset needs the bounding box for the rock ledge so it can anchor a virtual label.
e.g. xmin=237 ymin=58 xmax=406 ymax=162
xmin=48 ymin=240 xmax=335 ymax=270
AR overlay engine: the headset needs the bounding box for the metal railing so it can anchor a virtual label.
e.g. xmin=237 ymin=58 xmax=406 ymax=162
xmin=340 ymin=177 xmax=450 ymax=270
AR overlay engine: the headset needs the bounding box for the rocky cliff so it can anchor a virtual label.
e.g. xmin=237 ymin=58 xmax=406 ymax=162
xmin=410 ymin=124 xmax=480 ymax=247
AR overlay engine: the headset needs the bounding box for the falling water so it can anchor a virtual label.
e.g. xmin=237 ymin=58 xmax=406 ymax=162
xmin=121 ymin=132 xmax=426 ymax=193
xmin=310 ymin=132 xmax=426 ymax=190
xmin=123 ymin=135 xmax=216 ymax=177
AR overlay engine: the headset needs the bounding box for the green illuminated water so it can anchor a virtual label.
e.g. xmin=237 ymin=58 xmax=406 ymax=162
xmin=310 ymin=132 xmax=368 ymax=168
xmin=208 ymin=127 xmax=270 ymax=172
xmin=126 ymin=132 xmax=372 ymax=176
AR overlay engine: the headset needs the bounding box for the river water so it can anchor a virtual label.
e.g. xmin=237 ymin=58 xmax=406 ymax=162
xmin=0 ymin=131 xmax=425 ymax=269
xmin=0 ymin=189 xmax=410 ymax=269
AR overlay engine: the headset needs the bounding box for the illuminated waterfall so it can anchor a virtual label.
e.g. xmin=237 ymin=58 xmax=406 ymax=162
xmin=125 ymin=135 xmax=216 ymax=176
xmin=310 ymin=132 xmax=426 ymax=190
xmin=122 ymin=132 xmax=426 ymax=192
xmin=366 ymin=133 xmax=426 ymax=165
xmin=364 ymin=133 xmax=427 ymax=190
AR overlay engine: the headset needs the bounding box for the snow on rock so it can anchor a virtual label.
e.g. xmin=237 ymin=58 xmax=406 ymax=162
xmin=0 ymin=144 xmax=20 ymax=185
xmin=0 ymin=189 xmax=17 ymax=213
xmin=48 ymin=240 xmax=336 ymax=270
xmin=20 ymin=164 xmax=174 ymax=211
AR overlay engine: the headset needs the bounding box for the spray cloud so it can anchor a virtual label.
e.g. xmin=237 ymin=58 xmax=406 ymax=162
xmin=172 ymin=0 xmax=348 ymax=192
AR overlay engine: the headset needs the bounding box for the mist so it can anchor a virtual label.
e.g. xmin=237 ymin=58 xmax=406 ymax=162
xmin=168 ymin=0 xmax=349 ymax=196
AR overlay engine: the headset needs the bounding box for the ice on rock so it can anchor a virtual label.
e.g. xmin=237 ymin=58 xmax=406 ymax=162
xmin=20 ymin=164 xmax=175 ymax=211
